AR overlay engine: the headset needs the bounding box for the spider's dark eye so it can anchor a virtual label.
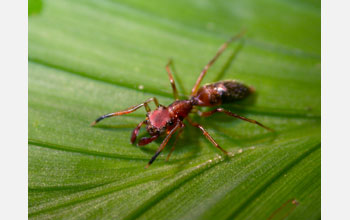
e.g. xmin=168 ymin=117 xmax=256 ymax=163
xmin=168 ymin=121 xmax=174 ymax=125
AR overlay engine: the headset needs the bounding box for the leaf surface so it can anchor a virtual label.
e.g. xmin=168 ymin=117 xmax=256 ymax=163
xmin=29 ymin=0 xmax=321 ymax=219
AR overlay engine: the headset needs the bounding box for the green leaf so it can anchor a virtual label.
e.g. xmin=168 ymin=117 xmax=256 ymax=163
xmin=28 ymin=0 xmax=43 ymax=16
xmin=29 ymin=0 xmax=320 ymax=219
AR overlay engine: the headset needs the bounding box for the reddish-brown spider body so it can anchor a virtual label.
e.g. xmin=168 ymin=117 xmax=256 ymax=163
xmin=91 ymin=31 xmax=273 ymax=168
xmin=144 ymin=80 xmax=253 ymax=138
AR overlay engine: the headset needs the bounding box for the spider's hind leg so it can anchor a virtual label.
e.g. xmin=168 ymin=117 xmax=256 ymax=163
xmin=198 ymin=108 xmax=274 ymax=132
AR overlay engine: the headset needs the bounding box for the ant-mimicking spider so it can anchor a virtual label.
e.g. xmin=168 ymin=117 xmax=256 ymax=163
xmin=91 ymin=31 xmax=273 ymax=168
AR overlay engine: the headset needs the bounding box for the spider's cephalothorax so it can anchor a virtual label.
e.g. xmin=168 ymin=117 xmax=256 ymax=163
xmin=91 ymin=31 xmax=273 ymax=168
xmin=146 ymin=105 xmax=172 ymax=136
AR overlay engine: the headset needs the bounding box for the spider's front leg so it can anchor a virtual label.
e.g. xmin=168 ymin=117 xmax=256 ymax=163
xmin=91 ymin=97 xmax=160 ymax=126
xmin=130 ymin=120 xmax=146 ymax=144
xmin=145 ymin=122 xmax=183 ymax=168
xmin=138 ymin=135 xmax=159 ymax=146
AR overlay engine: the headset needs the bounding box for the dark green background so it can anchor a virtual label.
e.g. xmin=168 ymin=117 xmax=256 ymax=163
xmin=29 ymin=0 xmax=320 ymax=219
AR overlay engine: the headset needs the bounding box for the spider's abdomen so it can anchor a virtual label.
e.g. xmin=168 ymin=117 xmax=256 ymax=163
xmin=218 ymin=80 xmax=253 ymax=102
xmin=192 ymin=80 xmax=253 ymax=107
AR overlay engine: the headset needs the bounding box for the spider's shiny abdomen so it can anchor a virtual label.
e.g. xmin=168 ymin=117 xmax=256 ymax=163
xmin=192 ymin=80 xmax=253 ymax=107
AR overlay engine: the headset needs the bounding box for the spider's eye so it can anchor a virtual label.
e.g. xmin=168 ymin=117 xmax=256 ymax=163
xmin=168 ymin=121 xmax=174 ymax=125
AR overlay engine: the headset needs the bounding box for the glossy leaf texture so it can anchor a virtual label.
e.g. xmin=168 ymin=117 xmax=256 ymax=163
xmin=29 ymin=0 xmax=320 ymax=219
